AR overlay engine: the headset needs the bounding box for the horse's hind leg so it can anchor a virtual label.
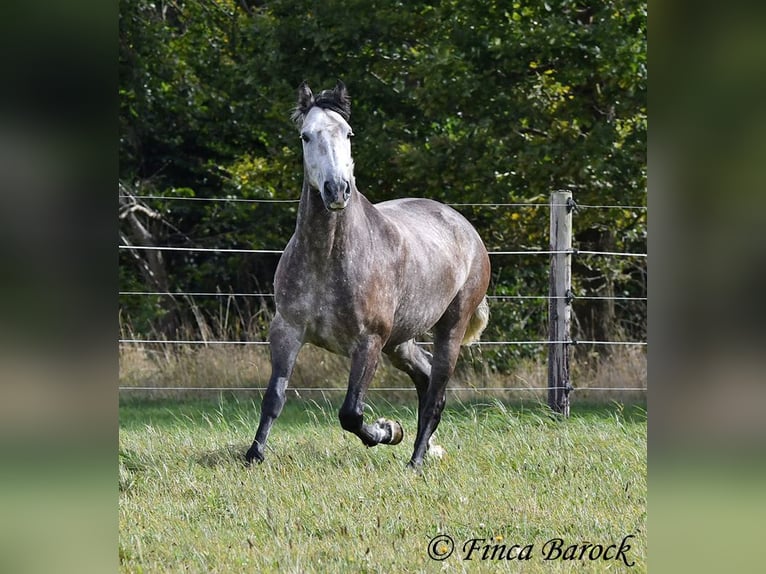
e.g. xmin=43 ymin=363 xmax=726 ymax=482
xmin=387 ymin=340 xmax=432 ymax=408
xmin=245 ymin=314 xmax=303 ymax=464
xmin=407 ymin=331 xmax=462 ymax=469
xmin=339 ymin=335 xmax=403 ymax=447
xmin=388 ymin=341 xmax=448 ymax=459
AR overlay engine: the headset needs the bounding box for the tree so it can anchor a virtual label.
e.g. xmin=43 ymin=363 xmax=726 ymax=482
xmin=119 ymin=0 xmax=646 ymax=368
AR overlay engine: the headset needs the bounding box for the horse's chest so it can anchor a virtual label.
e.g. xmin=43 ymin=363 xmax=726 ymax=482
xmin=276 ymin=267 xmax=369 ymax=351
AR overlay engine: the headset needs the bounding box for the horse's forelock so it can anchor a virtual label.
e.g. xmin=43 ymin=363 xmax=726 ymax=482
xmin=314 ymin=88 xmax=351 ymax=122
xmin=292 ymin=81 xmax=351 ymax=127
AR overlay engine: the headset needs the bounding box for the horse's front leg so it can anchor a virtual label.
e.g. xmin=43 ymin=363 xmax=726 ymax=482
xmin=339 ymin=335 xmax=403 ymax=447
xmin=245 ymin=314 xmax=303 ymax=464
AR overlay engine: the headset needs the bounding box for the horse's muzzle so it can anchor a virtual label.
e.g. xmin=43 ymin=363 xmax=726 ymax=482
xmin=322 ymin=180 xmax=351 ymax=211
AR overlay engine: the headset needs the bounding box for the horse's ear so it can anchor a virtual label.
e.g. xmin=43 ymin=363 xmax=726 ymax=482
xmin=293 ymin=81 xmax=314 ymax=126
xmin=333 ymin=80 xmax=351 ymax=120
xmin=297 ymin=81 xmax=314 ymax=111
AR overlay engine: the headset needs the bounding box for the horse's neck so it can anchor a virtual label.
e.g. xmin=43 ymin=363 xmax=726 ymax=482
xmin=294 ymin=180 xmax=371 ymax=258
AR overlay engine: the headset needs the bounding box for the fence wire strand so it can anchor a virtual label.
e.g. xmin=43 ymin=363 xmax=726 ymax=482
xmin=130 ymin=194 xmax=647 ymax=211
xmin=118 ymin=339 xmax=646 ymax=346
xmin=118 ymin=291 xmax=646 ymax=302
xmin=118 ymin=386 xmax=646 ymax=392
xmin=119 ymin=245 xmax=647 ymax=258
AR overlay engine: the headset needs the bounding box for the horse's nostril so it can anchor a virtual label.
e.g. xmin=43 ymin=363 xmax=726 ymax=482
xmin=323 ymin=180 xmax=350 ymax=202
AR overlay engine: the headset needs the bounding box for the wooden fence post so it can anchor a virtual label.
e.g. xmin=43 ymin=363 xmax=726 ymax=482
xmin=548 ymin=190 xmax=574 ymax=416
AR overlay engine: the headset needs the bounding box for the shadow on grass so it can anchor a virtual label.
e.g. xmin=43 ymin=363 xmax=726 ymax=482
xmin=196 ymin=443 xmax=252 ymax=468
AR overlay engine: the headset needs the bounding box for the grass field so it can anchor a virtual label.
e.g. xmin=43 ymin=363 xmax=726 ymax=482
xmin=119 ymin=395 xmax=646 ymax=572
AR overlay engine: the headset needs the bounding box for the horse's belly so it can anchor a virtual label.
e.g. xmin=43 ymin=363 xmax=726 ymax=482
xmin=387 ymin=287 xmax=458 ymax=344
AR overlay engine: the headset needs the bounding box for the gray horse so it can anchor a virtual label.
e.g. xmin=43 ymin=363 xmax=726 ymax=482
xmin=245 ymin=81 xmax=490 ymax=469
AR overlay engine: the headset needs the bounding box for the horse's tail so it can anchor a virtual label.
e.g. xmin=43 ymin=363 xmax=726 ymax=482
xmin=461 ymin=296 xmax=489 ymax=346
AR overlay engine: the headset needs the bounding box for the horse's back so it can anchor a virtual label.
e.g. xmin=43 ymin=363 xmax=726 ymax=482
xmin=375 ymin=198 xmax=489 ymax=293
xmin=375 ymin=198 xmax=487 ymax=262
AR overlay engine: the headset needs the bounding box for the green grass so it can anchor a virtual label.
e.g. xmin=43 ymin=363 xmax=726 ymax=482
xmin=119 ymin=396 xmax=646 ymax=573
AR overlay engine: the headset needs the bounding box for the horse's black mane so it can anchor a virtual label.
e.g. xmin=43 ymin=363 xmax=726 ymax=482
xmin=292 ymin=81 xmax=351 ymax=125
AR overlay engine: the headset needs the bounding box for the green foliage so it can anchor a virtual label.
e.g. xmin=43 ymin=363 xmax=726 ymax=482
xmin=119 ymin=0 xmax=646 ymax=369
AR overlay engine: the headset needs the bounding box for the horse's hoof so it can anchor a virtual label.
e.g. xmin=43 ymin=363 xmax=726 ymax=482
xmin=406 ymin=460 xmax=424 ymax=474
xmin=427 ymin=435 xmax=446 ymax=459
xmin=375 ymin=418 xmax=404 ymax=445
xmin=244 ymin=444 xmax=264 ymax=466
xmin=388 ymin=420 xmax=404 ymax=445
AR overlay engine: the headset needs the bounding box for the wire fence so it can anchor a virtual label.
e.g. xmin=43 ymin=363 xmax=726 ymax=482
xmin=119 ymin=193 xmax=647 ymax=395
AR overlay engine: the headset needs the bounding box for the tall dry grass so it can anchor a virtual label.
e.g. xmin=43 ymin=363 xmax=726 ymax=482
xmin=120 ymin=305 xmax=646 ymax=405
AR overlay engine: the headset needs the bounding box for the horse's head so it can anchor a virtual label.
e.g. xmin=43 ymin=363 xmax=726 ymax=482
xmin=292 ymin=80 xmax=354 ymax=211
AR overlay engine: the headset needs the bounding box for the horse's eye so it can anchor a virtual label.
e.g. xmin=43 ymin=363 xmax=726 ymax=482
xmin=301 ymin=133 xmax=310 ymax=143
xmin=347 ymin=131 xmax=354 ymax=139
